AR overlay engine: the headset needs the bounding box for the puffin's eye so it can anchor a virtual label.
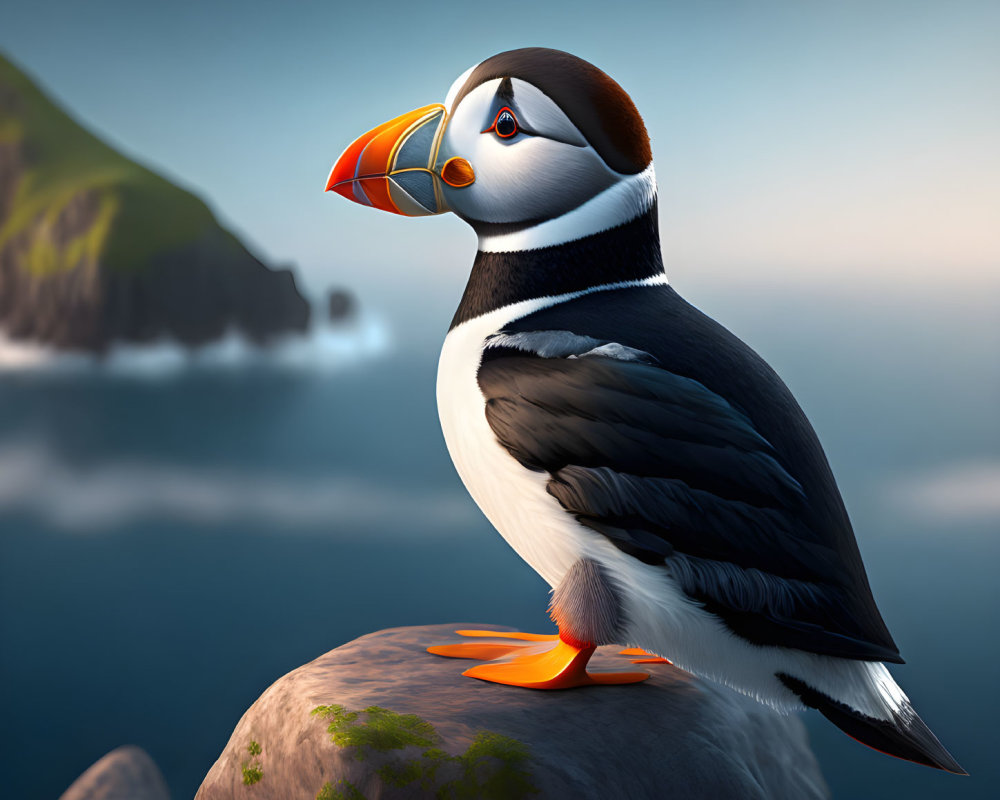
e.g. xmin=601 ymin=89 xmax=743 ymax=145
xmin=484 ymin=107 xmax=519 ymax=139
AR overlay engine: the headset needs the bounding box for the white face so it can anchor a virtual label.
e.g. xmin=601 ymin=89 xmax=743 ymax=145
xmin=436 ymin=76 xmax=625 ymax=225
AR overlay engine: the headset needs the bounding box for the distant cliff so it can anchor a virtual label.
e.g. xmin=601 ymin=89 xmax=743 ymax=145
xmin=0 ymin=54 xmax=309 ymax=352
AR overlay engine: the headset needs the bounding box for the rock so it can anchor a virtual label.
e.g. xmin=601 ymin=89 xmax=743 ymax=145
xmin=327 ymin=288 xmax=356 ymax=322
xmin=0 ymin=54 xmax=310 ymax=353
xmin=59 ymin=745 xmax=170 ymax=800
xmin=197 ymin=624 xmax=829 ymax=800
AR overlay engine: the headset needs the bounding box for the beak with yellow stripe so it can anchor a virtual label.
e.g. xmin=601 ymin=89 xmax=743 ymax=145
xmin=325 ymin=104 xmax=475 ymax=216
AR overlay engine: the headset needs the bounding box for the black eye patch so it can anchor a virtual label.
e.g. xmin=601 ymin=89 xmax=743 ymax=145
xmin=478 ymin=80 xmax=586 ymax=148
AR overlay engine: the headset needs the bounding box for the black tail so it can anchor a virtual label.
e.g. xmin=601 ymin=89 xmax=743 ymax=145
xmin=778 ymin=673 xmax=967 ymax=775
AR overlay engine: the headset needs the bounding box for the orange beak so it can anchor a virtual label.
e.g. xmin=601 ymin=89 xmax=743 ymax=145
xmin=325 ymin=104 xmax=452 ymax=216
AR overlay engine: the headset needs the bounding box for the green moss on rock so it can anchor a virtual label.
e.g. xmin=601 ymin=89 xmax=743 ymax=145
xmin=241 ymin=763 xmax=263 ymax=786
xmin=240 ymin=738 xmax=264 ymax=786
xmin=453 ymin=731 xmax=535 ymax=800
xmin=310 ymin=704 xmax=537 ymax=799
xmin=311 ymin=705 xmax=438 ymax=759
xmin=316 ymin=779 xmax=365 ymax=800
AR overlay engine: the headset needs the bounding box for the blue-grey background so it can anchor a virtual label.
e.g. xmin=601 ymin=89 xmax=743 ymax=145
xmin=0 ymin=2 xmax=997 ymax=798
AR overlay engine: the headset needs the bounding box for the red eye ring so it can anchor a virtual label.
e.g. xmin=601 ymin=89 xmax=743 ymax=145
xmin=483 ymin=106 xmax=519 ymax=139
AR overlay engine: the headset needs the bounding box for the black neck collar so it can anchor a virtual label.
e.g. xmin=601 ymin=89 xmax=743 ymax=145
xmin=449 ymin=202 xmax=664 ymax=330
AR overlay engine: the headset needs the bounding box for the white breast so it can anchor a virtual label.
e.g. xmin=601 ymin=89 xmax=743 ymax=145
xmin=435 ymin=276 xmax=670 ymax=589
xmin=436 ymin=299 xmax=587 ymax=590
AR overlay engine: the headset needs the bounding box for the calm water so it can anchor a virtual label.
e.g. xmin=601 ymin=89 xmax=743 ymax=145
xmin=0 ymin=287 xmax=997 ymax=799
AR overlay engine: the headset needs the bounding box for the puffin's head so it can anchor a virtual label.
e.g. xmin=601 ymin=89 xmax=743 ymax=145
xmin=326 ymin=48 xmax=654 ymax=242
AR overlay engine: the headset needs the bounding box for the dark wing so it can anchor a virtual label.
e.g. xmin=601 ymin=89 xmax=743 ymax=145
xmin=478 ymin=304 xmax=901 ymax=663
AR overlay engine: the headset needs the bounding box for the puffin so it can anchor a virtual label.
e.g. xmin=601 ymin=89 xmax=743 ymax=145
xmin=325 ymin=47 xmax=964 ymax=774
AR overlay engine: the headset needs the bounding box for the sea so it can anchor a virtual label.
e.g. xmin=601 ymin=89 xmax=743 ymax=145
xmin=0 ymin=283 xmax=997 ymax=800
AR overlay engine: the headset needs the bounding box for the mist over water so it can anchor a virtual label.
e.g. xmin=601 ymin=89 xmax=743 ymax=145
xmin=0 ymin=312 xmax=391 ymax=376
xmin=0 ymin=284 xmax=997 ymax=799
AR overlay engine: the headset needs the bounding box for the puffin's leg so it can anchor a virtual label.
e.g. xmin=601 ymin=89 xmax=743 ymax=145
xmin=427 ymin=559 xmax=650 ymax=689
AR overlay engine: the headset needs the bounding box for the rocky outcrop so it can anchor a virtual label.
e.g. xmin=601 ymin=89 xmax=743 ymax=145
xmin=59 ymin=746 xmax=170 ymax=800
xmin=0 ymin=54 xmax=310 ymax=352
xmin=197 ymin=624 xmax=830 ymax=800
xmin=327 ymin=288 xmax=356 ymax=322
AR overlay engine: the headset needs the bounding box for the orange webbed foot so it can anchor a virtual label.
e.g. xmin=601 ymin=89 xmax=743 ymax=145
xmin=426 ymin=629 xmax=558 ymax=661
xmin=618 ymin=647 xmax=673 ymax=665
xmin=428 ymin=630 xmax=650 ymax=689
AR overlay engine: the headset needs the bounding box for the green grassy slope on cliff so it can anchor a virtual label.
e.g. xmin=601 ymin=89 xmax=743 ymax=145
xmin=0 ymin=53 xmax=233 ymax=273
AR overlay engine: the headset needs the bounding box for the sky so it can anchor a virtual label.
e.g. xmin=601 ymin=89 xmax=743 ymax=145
xmin=1 ymin=0 xmax=998 ymax=328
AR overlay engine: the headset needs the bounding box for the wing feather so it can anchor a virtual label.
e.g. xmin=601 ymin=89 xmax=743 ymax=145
xmin=478 ymin=346 xmax=903 ymax=663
